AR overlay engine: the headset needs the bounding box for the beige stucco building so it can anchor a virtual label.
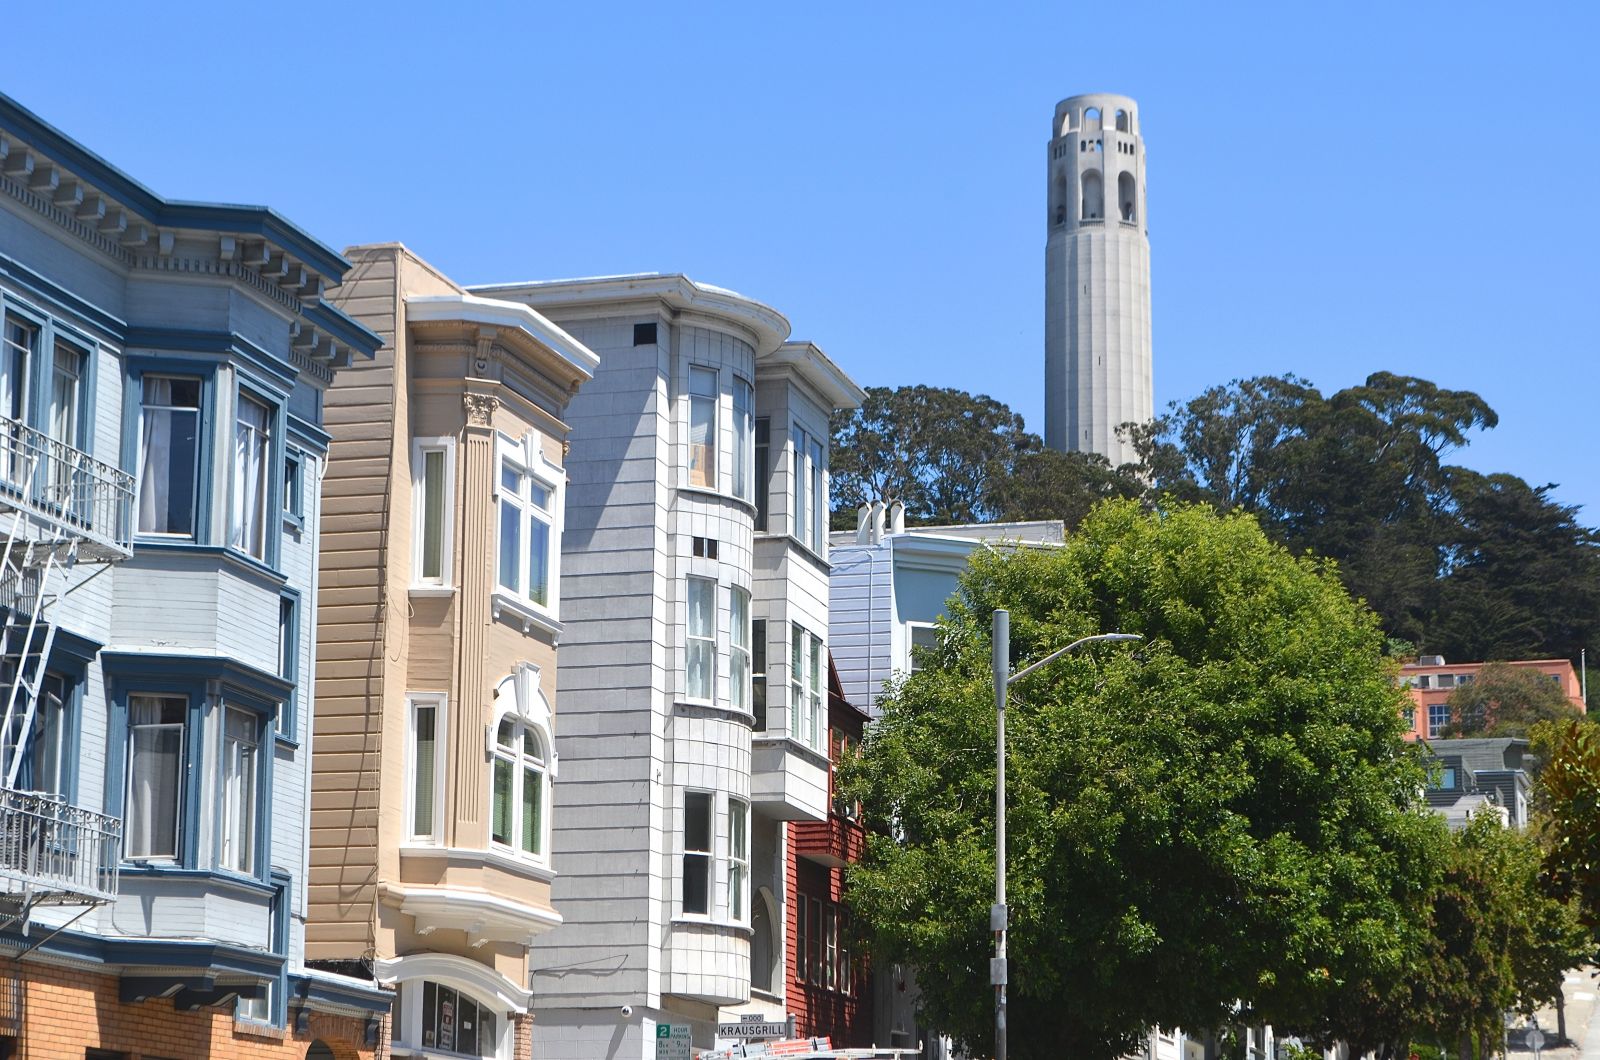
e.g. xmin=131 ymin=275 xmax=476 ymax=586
xmin=308 ymin=245 xmax=598 ymax=1058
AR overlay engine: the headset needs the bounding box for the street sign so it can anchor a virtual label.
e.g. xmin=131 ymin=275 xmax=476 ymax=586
xmin=716 ymin=1020 xmax=789 ymax=1040
xmin=656 ymin=1022 xmax=692 ymax=1060
xmin=1527 ymin=1026 xmax=1545 ymax=1058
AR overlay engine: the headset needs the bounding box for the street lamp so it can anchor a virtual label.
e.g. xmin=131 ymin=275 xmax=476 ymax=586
xmin=991 ymin=608 xmax=1142 ymax=1060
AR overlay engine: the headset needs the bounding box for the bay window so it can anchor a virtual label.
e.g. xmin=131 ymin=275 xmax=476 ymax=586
xmin=730 ymin=587 xmax=751 ymax=711
xmin=220 ymin=706 xmax=260 ymax=874
xmin=421 ymin=981 xmax=497 ymax=1056
xmin=126 ymin=694 xmax=186 ymax=860
xmin=791 ymin=426 xmax=806 ymax=546
xmin=498 ymin=458 xmax=553 ymax=607
xmin=733 ymin=377 xmax=753 ymax=501
xmin=688 ymin=366 xmax=717 ymax=489
xmin=686 ymin=577 xmax=715 ymax=701
xmin=810 ymin=438 xmax=825 ymax=551
xmin=754 ymin=418 xmax=771 ymax=530
xmin=683 ymin=790 xmax=712 ymax=915
xmin=491 ymin=717 xmax=547 ymax=858
xmin=752 ymin=619 xmax=768 ymax=731
xmin=136 ymin=376 xmax=201 ymax=537
xmin=231 ymin=393 xmax=272 ymax=560
xmin=789 ymin=427 xmax=828 ymax=553
xmin=791 ymin=624 xmax=824 ymax=750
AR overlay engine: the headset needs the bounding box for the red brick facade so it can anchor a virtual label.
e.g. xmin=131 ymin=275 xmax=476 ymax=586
xmin=783 ymin=662 xmax=871 ymax=1047
xmin=1 ymin=962 xmax=380 ymax=1060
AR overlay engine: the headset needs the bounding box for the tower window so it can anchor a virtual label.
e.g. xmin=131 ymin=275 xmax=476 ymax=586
xmin=1115 ymin=108 xmax=1130 ymax=133
xmin=1119 ymin=172 xmax=1137 ymax=222
xmin=1081 ymin=170 xmax=1104 ymax=220
xmin=1085 ymin=106 xmax=1102 ymax=129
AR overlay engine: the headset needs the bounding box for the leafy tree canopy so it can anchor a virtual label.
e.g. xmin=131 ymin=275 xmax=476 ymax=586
xmin=1441 ymin=661 xmax=1581 ymax=738
xmin=1538 ymin=718 xmax=1600 ymax=932
xmin=843 ymin=501 xmax=1439 ymax=1060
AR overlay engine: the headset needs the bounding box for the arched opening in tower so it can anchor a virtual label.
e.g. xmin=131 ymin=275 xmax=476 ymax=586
xmin=1118 ymin=172 xmax=1136 ymax=222
xmin=1081 ymin=170 xmax=1104 ymax=220
xmin=1115 ymin=109 xmax=1130 ymax=133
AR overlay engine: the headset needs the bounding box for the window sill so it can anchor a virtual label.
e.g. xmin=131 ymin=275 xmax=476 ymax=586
xmin=232 ymin=1017 xmax=287 ymax=1040
xmin=272 ymin=731 xmax=300 ymax=751
xmin=674 ymin=700 xmax=757 ymax=727
xmin=490 ymin=589 xmax=562 ymax=641
xmin=676 ymin=483 xmax=758 ymax=516
xmin=118 ymin=864 xmax=276 ymax=897
xmin=132 ymin=539 xmax=287 ymax=585
xmin=282 ymin=513 xmax=304 ymax=534
xmin=670 ymin=915 xmax=754 ymax=936
xmin=399 ymin=843 xmax=557 ymax=884
xmin=408 ymin=585 xmax=456 ymax=600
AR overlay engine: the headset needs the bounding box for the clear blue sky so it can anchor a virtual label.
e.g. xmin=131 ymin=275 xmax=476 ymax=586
xmin=7 ymin=3 xmax=1597 ymax=517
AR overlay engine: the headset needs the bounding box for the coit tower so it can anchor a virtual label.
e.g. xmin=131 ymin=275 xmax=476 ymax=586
xmin=1044 ymin=93 xmax=1151 ymax=466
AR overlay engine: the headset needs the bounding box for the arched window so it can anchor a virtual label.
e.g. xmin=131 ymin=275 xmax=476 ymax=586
xmin=1118 ymin=172 xmax=1137 ymax=222
xmin=419 ymin=980 xmax=498 ymax=1056
xmin=1084 ymin=106 xmax=1102 ymax=130
xmin=1115 ymin=108 xmax=1130 ymax=133
xmin=491 ymin=717 xmax=547 ymax=857
xmin=1081 ymin=170 xmax=1104 ymax=220
xmin=1059 ymin=110 xmax=1075 ymax=136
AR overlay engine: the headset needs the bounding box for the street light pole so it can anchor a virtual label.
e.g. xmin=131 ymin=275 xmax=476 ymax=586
xmin=991 ymin=609 xmax=1142 ymax=1060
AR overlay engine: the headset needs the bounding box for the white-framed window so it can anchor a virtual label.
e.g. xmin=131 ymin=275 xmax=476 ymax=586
xmin=729 ymin=797 xmax=749 ymax=922
xmin=2 ymin=671 xmax=68 ymax=797
xmin=276 ymin=594 xmax=298 ymax=738
xmin=908 ymin=623 xmax=939 ymax=673
xmin=754 ymin=418 xmax=771 ymax=530
xmin=230 ymin=391 xmax=273 ymax=560
xmin=683 ymin=789 xmax=713 ymax=915
xmin=791 ymin=623 xmax=825 ymax=751
xmin=686 ymin=577 xmax=715 ymax=702
xmin=282 ymin=448 xmax=303 ymax=525
xmin=688 ymin=366 xmax=718 ymax=490
xmin=498 ymin=455 xmax=553 ymax=607
xmin=733 ymin=377 xmax=753 ymax=502
xmin=126 ymin=694 xmax=185 ymax=860
xmin=752 ymin=619 xmax=768 ymax=731
xmin=791 ymin=426 xmax=807 ymax=547
xmin=220 ymin=705 xmax=260 ymax=874
xmin=790 ymin=426 xmax=828 ymax=553
xmin=136 ymin=375 xmax=202 ymax=537
xmin=1427 ymin=702 xmax=1451 ymax=739
xmin=413 ymin=438 xmax=455 ymax=587
xmin=491 ymin=716 xmax=548 ymax=858
xmin=48 ymin=339 xmax=86 ymax=454
xmin=730 ymin=587 xmax=751 ymax=712
xmin=407 ymin=694 xmax=447 ymax=844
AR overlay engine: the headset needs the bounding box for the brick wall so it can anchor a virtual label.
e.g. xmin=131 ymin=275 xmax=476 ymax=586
xmin=7 ymin=962 xmax=380 ymax=1060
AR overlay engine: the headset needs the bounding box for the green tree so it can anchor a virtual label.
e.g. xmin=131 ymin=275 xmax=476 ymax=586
xmin=1441 ymin=661 xmax=1581 ymax=738
xmin=843 ymin=501 xmax=1438 ymax=1059
xmin=830 ymin=385 xmax=1035 ymax=525
xmin=985 ymin=447 xmax=1142 ymax=530
xmin=1538 ymin=719 xmax=1600 ymax=931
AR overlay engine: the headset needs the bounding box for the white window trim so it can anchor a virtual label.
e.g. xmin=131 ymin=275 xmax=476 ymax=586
xmin=680 ymin=787 xmax=716 ymax=919
xmin=406 ymin=693 xmax=448 ymax=846
xmin=733 ymin=376 xmax=754 ymax=504
xmin=218 ymin=704 xmax=261 ymax=876
xmin=492 ymin=431 xmax=564 ymax=626
xmin=728 ymin=796 xmax=750 ymax=924
xmin=686 ymin=364 xmax=720 ymax=493
xmin=905 ymin=621 xmax=939 ymax=674
xmin=730 ymin=586 xmax=751 ymax=713
xmin=488 ymin=716 xmax=551 ymax=862
xmin=381 ymin=960 xmax=524 ymax=1059
xmin=411 ymin=436 xmax=457 ymax=591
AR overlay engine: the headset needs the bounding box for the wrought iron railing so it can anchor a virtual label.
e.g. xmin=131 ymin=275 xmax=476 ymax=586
xmin=0 ymin=417 xmax=134 ymax=558
xmin=0 ymin=787 xmax=121 ymax=903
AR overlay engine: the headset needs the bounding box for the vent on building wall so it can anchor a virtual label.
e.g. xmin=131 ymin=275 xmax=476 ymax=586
xmin=692 ymin=536 xmax=718 ymax=559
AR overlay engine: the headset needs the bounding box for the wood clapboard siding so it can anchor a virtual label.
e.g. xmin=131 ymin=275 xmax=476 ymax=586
xmin=307 ymin=247 xmax=404 ymax=960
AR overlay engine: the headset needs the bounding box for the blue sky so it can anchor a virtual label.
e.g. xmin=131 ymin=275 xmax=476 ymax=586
xmin=6 ymin=3 xmax=1597 ymax=517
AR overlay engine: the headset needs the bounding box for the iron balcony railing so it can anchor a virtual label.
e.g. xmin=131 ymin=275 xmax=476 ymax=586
xmin=0 ymin=787 xmax=121 ymax=904
xmin=0 ymin=417 xmax=134 ymax=559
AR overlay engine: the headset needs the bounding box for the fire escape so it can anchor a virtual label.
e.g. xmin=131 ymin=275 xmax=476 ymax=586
xmin=0 ymin=413 xmax=132 ymax=950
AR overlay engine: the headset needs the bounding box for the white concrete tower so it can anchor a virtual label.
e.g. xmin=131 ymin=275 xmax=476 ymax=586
xmin=1044 ymin=92 xmax=1152 ymax=465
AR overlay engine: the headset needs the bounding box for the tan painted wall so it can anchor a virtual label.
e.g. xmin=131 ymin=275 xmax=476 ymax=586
xmin=311 ymin=245 xmax=577 ymax=989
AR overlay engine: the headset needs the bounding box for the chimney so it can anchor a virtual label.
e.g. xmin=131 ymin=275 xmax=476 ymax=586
xmin=870 ymin=501 xmax=887 ymax=543
xmin=888 ymin=499 xmax=905 ymax=535
xmin=856 ymin=502 xmax=873 ymax=544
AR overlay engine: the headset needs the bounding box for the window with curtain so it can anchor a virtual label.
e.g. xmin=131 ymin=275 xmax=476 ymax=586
xmin=491 ymin=717 xmax=547 ymax=857
xmin=2 ymin=672 xmax=68 ymax=796
xmin=417 ymin=447 xmax=448 ymax=584
xmin=498 ymin=459 xmax=553 ymax=606
xmin=48 ymin=342 xmax=85 ymax=509
xmin=126 ymin=694 xmax=185 ymax=860
xmin=220 ymin=706 xmax=259 ymax=874
xmin=730 ymin=588 xmax=751 ymax=712
xmin=688 ymin=366 xmax=717 ymax=489
xmin=682 ymin=790 xmax=712 ymax=915
xmin=409 ymin=697 xmax=442 ymax=842
xmin=808 ymin=634 xmax=824 ymax=749
xmin=733 ymin=377 xmax=753 ymax=501
xmin=729 ymin=798 xmax=748 ymax=922
xmin=137 ymin=376 xmax=200 ymax=537
xmin=231 ymin=394 xmax=272 ymax=560
xmin=686 ymin=577 xmax=715 ymax=701
xmin=1 ymin=317 xmax=35 ymax=484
